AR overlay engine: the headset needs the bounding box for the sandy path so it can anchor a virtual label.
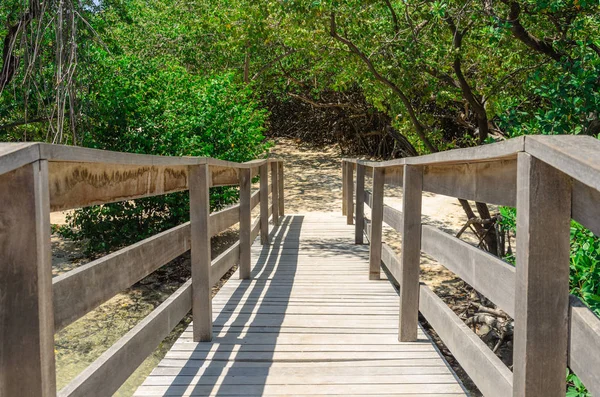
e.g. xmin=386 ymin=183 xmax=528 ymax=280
xmin=269 ymin=138 xmax=472 ymax=289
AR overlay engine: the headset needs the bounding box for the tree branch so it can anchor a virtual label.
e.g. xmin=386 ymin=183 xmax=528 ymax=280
xmin=383 ymin=0 xmax=400 ymax=35
xmin=329 ymin=13 xmax=437 ymax=153
xmin=0 ymin=116 xmax=49 ymax=130
xmin=252 ymin=49 xmax=296 ymax=81
xmin=507 ymin=1 xmax=565 ymax=62
xmin=288 ymin=92 xmax=364 ymax=112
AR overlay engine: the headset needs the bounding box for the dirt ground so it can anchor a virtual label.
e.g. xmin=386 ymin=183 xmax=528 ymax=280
xmin=52 ymin=137 xmax=485 ymax=395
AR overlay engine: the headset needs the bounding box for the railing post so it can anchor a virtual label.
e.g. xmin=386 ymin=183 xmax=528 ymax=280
xmin=369 ymin=167 xmax=384 ymax=280
xmin=239 ymin=167 xmax=251 ymax=279
xmin=513 ymin=153 xmax=571 ymax=397
xmin=278 ymin=161 xmax=284 ymax=217
xmin=271 ymin=161 xmax=280 ymax=226
xmin=398 ymin=164 xmax=423 ymax=342
xmin=345 ymin=161 xmax=354 ymax=225
xmin=259 ymin=162 xmax=269 ymax=244
xmin=190 ymin=163 xmax=212 ymax=342
xmin=342 ymin=160 xmax=347 ymax=216
xmin=355 ymin=162 xmax=365 ymax=244
xmin=0 ymin=161 xmax=56 ymax=397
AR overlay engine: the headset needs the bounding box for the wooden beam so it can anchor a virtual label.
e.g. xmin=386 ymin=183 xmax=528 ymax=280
xmin=53 ymin=223 xmax=190 ymax=331
xmin=190 ymin=164 xmax=212 ymax=342
xmin=369 ymin=167 xmax=384 ymax=280
xmin=239 ymin=168 xmax=251 ymax=280
xmin=383 ymin=205 xmax=403 ymax=233
xmin=259 ymin=163 xmax=269 ymax=244
xmin=420 ymin=225 xmax=516 ymax=317
xmin=250 ymin=216 xmax=261 ymax=242
xmin=381 ymin=243 xmax=401 ymax=283
xmin=568 ymin=295 xmax=600 ymax=396
xmin=211 ymin=242 xmax=241 ymax=286
xmin=278 ymin=161 xmax=285 ymax=217
xmin=58 ymin=280 xmax=191 ymax=397
xmin=0 ymin=161 xmax=56 ymax=397
xmin=210 ymin=205 xmax=239 ymax=236
xmin=399 ymin=165 xmax=423 ymax=342
xmin=48 ymin=161 xmax=189 ymax=211
xmin=271 ymin=162 xmax=280 ymax=226
xmin=572 ymin=179 xmax=600 ymax=236
xmin=419 ymin=285 xmax=513 ymax=397
xmin=355 ymin=163 xmax=365 ymax=244
xmin=513 ymin=153 xmax=571 ymax=397
xmin=342 ymin=161 xmax=347 ymax=216
xmin=209 ymin=165 xmax=240 ymax=187
xmin=525 ymin=135 xmax=600 ymax=193
xmin=345 ymin=161 xmax=354 ymax=225
xmin=250 ymin=190 xmax=260 ymax=211
xmin=364 ymin=189 xmax=372 ymax=208
xmin=0 ymin=142 xmax=40 ymax=176
xmin=422 ymin=159 xmax=517 ymax=206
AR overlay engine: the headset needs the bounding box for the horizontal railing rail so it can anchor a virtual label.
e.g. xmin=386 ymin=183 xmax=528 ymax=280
xmin=0 ymin=143 xmax=284 ymax=397
xmin=342 ymin=135 xmax=600 ymax=397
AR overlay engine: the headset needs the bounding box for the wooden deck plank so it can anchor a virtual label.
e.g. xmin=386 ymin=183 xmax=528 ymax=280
xmin=137 ymin=213 xmax=467 ymax=396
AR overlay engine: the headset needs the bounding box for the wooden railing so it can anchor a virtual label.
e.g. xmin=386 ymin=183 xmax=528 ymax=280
xmin=342 ymin=135 xmax=600 ymax=397
xmin=0 ymin=143 xmax=284 ymax=397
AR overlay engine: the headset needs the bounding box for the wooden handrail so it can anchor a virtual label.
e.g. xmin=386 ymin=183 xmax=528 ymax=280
xmin=343 ymin=135 xmax=600 ymax=397
xmin=0 ymin=144 xmax=284 ymax=397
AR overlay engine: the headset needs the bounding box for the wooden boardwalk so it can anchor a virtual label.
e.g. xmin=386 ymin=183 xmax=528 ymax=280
xmin=135 ymin=213 xmax=467 ymax=396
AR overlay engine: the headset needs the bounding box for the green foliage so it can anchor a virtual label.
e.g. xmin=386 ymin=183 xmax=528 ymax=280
xmin=567 ymin=369 xmax=591 ymax=397
xmin=61 ymin=56 xmax=269 ymax=254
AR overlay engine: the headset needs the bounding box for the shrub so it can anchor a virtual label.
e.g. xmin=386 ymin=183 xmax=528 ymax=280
xmin=60 ymin=54 xmax=270 ymax=255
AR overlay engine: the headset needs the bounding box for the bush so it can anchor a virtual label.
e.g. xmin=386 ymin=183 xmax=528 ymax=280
xmin=60 ymin=54 xmax=270 ymax=255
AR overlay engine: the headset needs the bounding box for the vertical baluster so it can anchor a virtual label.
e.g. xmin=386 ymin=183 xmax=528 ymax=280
xmin=398 ymin=165 xmax=423 ymax=342
xmin=278 ymin=161 xmax=284 ymax=218
xmin=190 ymin=163 xmax=212 ymax=341
xmin=271 ymin=161 xmax=280 ymax=226
xmin=513 ymin=153 xmax=571 ymax=397
xmin=345 ymin=161 xmax=354 ymax=225
xmin=355 ymin=162 xmax=365 ymax=244
xmin=0 ymin=161 xmax=56 ymax=397
xmin=259 ymin=162 xmax=269 ymax=244
xmin=369 ymin=167 xmax=385 ymax=280
xmin=342 ymin=160 xmax=347 ymax=216
xmin=239 ymin=167 xmax=251 ymax=280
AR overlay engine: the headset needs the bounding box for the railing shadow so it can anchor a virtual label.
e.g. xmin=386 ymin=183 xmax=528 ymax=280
xmin=163 ymin=215 xmax=302 ymax=396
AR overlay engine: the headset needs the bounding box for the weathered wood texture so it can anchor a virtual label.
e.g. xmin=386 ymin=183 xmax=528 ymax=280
xmin=239 ymin=168 xmax=251 ymax=279
xmin=513 ymin=153 xmax=572 ymax=397
xmin=419 ymin=285 xmax=513 ymax=397
xmin=210 ymin=242 xmax=241 ymax=286
xmin=568 ymin=295 xmax=600 ymax=396
xmin=58 ymin=280 xmax=192 ymax=397
xmin=355 ymin=163 xmax=365 ymax=244
xmin=53 ymin=223 xmax=191 ymax=331
xmin=277 ymin=161 xmax=284 ymax=217
xmin=190 ymin=164 xmax=213 ymax=342
xmin=259 ymin=163 xmax=269 ymax=244
xmin=381 ymin=243 xmax=401 ymax=283
xmin=369 ymin=168 xmax=385 ymax=280
xmin=422 ymin=160 xmax=517 ymax=206
xmin=345 ymin=161 xmax=354 ymax=225
xmin=136 ymin=213 xmax=467 ymax=397
xmin=271 ymin=162 xmax=280 ymax=226
xmin=398 ymin=165 xmax=423 ymax=342
xmin=342 ymin=161 xmax=347 ymax=216
xmin=420 ymin=225 xmax=516 ymax=317
xmin=0 ymin=161 xmax=56 ymax=397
